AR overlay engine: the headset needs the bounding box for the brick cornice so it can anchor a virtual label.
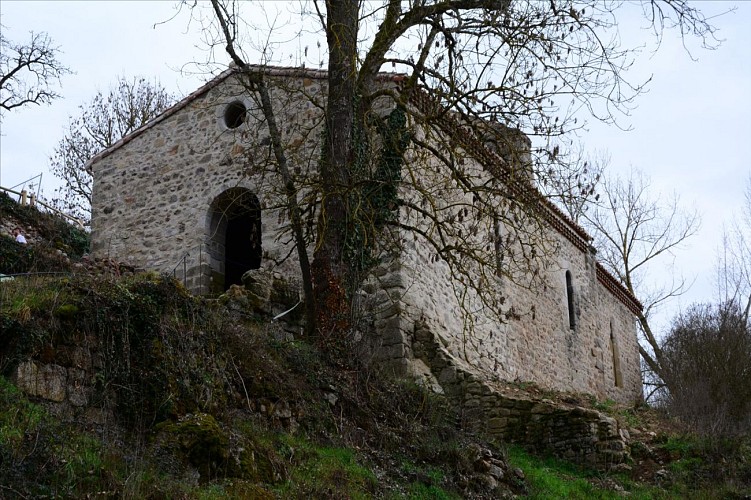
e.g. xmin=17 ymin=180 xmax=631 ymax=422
xmin=596 ymin=264 xmax=643 ymax=315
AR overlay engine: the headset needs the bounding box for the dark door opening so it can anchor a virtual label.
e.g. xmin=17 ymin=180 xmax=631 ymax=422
xmin=224 ymin=210 xmax=261 ymax=289
xmin=207 ymin=188 xmax=262 ymax=293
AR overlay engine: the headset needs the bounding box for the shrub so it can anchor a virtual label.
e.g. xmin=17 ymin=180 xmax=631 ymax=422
xmin=660 ymin=301 xmax=751 ymax=437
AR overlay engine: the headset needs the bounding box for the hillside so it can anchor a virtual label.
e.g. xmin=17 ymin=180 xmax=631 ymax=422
xmin=1 ymin=193 xmax=749 ymax=498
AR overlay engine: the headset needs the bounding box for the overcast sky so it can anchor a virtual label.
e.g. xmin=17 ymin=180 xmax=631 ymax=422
xmin=1 ymin=1 xmax=749 ymax=333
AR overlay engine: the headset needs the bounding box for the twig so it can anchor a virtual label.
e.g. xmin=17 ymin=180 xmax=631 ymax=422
xmin=232 ymin=358 xmax=252 ymax=412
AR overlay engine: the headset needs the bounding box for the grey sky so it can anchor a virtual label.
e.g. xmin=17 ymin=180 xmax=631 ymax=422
xmin=1 ymin=1 xmax=749 ymax=333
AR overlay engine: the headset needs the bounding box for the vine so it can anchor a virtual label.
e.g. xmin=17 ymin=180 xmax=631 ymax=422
xmin=342 ymin=104 xmax=411 ymax=297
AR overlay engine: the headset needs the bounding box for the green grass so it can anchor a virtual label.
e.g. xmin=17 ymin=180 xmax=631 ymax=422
xmin=663 ymin=435 xmax=695 ymax=455
xmin=507 ymin=446 xmax=678 ymax=500
xmin=509 ymin=446 xmax=604 ymax=499
xmin=272 ymin=434 xmax=378 ymax=498
xmin=0 ymin=274 xmax=69 ymax=317
xmin=0 ymin=376 xmax=124 ymax=497
xmin=0 ymin=376 xmax=45 ymax=450
xmin=393 ymin=459 xmax=458 ymax=500
xmin=510 ymin=441 xmax=751 ymax=499
xmin=404 ymin=481 xmax=459 ymax=499
xmin=591 ymin=398 xmax=617 ymax=413
xmin=617 ymin=407 xmax=643 ymax=428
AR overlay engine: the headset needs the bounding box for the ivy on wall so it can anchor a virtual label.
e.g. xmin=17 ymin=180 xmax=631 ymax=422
xmin=341 ymin=104 xmax=411 ymax=295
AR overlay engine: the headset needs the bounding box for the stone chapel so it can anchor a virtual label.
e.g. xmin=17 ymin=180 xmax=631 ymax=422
xmin=88 ymin=66 xmax=643 ymax=405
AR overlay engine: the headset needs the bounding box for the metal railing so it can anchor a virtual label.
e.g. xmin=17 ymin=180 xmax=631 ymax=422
xmin=171 ymin=244 xmax=206 ymax=294
xmin=0 ymin=186 xmax=86 ymax=229
xmin=169 ymin=242 xmax=262 ymax=295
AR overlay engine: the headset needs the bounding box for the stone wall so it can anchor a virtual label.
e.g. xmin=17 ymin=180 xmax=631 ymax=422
xmin=9 ymin=293 xmax=629 ymax=469
xmin=359 ymin=122 xmax=641 ymax=404
xmin=413 ymin=319 xmax=630 ymax=467
xmin=90 ymin=70 xmax=328 ymax=293
xmin=369 ymin=215 xmax=642 ymax=404
xmin=91 ymin=67 xmax=641 ymax=407
xmin=12 ymin=334 xmax=112 ymax=424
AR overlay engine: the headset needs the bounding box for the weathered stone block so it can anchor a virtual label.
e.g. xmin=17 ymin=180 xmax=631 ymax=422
xmin=15 ymin=361 xmax=67 ymax=402
xmin=487 ymin=417 xmax=508 ymax=431
xmin=374 ymin=316 xmax=402 ymax=333
xmin=438 ymin=366 xmax=458 ymax=385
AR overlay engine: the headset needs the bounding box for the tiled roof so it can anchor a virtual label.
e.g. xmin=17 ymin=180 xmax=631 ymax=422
xmin=596 ymin=264 xmax=643 ymax=315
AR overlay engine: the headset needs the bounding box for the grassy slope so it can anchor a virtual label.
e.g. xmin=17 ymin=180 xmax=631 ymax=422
xmin=0 ymin=196 xmax=749 ymax=499
xmin=0 ymin=192 xmax=89 ymax=276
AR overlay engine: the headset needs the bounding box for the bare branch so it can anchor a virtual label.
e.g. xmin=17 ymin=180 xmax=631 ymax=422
xmin=188 ymin=0 xmax=717 ymax=344
xmin=48 ymin=77 xmax=174 ymax=224
xmin=0 ymin=30 xmax=71 ymax=113
xmin=582 ymin=168 xmax=700 ymax=382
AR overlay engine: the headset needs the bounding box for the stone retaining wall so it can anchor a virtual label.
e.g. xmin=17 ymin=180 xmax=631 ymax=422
xmin=411 ymin=319 xmax=629 ymax=467
xmin=11 ymin=334 xmax=113 ymax=424
xmin=9 ymin=314 xmax=629 ymax=468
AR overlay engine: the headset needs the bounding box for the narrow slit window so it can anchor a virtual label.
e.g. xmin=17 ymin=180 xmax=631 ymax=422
xmin=494 ymin=218 xmax=504 ymax=277
xmin=566 ymin=270 xmax=576 ymax=330
xmin=610 ymin=321 xmax=623 ymax=388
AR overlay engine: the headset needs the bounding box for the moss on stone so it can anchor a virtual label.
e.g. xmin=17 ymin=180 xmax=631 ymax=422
xmin=157 ymin=413 xmax=229 ymax=479
xmin=54 ymin=303 xmax=79 ymax=320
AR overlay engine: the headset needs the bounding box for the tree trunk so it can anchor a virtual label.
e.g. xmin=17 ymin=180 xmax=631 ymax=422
xmin=255 ymin=79 xmax=317 ymax=337
xmin=312 ymin=0 xmax=360 ymax=337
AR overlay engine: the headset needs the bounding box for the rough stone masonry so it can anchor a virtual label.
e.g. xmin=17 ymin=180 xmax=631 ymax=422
xmin=87 ymin=66 xmax=642 ymax=464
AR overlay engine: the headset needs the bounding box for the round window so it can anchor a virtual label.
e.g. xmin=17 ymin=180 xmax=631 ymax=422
xmin=224 ymin=101 xmax=247 ymax=129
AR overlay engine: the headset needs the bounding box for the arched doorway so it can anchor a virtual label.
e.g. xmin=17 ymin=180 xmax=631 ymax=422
xmin=207 ymin=188 xmax=262 ymax=292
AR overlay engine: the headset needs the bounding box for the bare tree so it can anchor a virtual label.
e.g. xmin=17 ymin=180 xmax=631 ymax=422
xmin=582 ymin=169 xmax=700 ymax=395
xmin=49 ymin=77 xmax=174 ymax=223
xmin=660 ymin=301 xmax=751 ymax=437
xmin=186 ymin=0 xmax=716 ymax=339
xmin=540 ymin=142 xmax=607 ymax=224
xmin=0 ymin=29 xmax=71 ymax=113
xmin=716 ymin=176 xmax=751 ymax=323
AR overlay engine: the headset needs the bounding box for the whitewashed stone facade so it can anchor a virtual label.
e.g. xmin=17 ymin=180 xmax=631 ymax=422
xmin=89 ymin=67 xmax=642 ymax=406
